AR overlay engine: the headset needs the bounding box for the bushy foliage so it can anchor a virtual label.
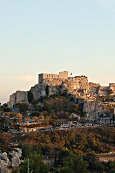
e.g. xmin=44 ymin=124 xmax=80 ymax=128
xmin=21 ymin=127 xmax=115 ymax=156
xmin=15 ymin=103 xmax=29 ymax=113
xmin=20 ymin=152 xmax=50 ymax=173
xmin=27 ymin=91 xmax=34 ymax=103
xmin=20 ymin=148 xmax=115 ymax=173
xmin=1 ymin=103 xmax=11 ymax=112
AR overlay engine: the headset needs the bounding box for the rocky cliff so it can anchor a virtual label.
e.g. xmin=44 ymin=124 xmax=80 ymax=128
xmin=8 ymin=73 xmax=115 ymax=108
xmin=0 ymin=148 xmax=22 ymax=173
xmin=8 ymin=91 xmax=28 ymax=107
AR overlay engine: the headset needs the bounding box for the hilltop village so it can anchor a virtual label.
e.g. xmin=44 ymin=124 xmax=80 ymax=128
xmin=8 ymin=71 xmax=115 ymax=124
xmin=0 ymin=71 xmax=115 ymax=173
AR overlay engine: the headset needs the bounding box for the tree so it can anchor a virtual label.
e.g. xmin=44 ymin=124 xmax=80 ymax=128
xmin=28 ymin=91 xmax=34 ymax=103
xmin=105 ymin=161 xmax=115 ymax=173
xmin=74 ymin=156 xmax=88 ymax=173
xmin=46 ymin=85 xmax=49 ymax=96
xmin=108 ymin=89 xmax=113 ymax=95
xmin=16 ymin=113 xmax=23 ymax=123
xmin=20 ymin=152 xmax=50 ymax=173
xmin=15 ymin=103 xmax=29 ymax=113
xmin=1 ymin=103 xmax=11 ymax=112
xmin=16 ymin=113 xmax=23 ymax=119
xmin=56 ymin=150 xmax=88 ymax=173
xmin=83 ymin=154 xmax=103 ymax=172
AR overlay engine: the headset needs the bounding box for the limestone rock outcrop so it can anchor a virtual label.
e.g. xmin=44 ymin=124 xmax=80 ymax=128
xmin=83 ymin=99 xmax=109 ymax=121
xmin=30 ymin=84 xmax=47 ymax=100
xmin=98 ymin=86 xmax=109 ymax=97
xmin=8 ymin=71 xmax=115 ymax=108
xmin=8 ymin=91 xmax=28 ymax=107
xmin=0 ymin=148 xmax=22 ymax=173
xmin=109 ymin=83 xmax=115 ymax=95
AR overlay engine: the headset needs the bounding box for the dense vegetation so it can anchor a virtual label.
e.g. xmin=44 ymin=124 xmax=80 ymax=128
xmin=0 ymin=94 xmax=115 ymax=173
xmin=19 ymin=149 xmax=115 ymax=173
xmin=21 ymin=127 xmax=115 ymax=156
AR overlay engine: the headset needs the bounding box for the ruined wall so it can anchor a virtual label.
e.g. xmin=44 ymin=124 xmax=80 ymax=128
xmin=38 ymin=74 xmax=89 ymax=96
xmin=109 ymin=83 xmax=115 ymax=94
xmin=39 ymin=75 xmax=89 ymax=95
xmin=8 ymin=91 xmax=28 ymax=107
xmin=59 ymin=71 xmax=68 ymax=79
xmin=38 ymin=71 xmax=68 ymax=84
xmin=62 ymin=76 xmax=89 ymax=93
xmin=89 ymin=82 xmax=100 ymax=94
xmin=38 ymin=71 xmax=89 ymax=95
xmin=42 ymin=78 xmax=64 ymax=86
xmin=98 ymin=86 xmax=109 ymax=96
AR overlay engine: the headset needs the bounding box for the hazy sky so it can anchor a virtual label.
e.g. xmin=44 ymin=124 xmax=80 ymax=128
xmin=0 ymin=0 xmax=115 ymax=103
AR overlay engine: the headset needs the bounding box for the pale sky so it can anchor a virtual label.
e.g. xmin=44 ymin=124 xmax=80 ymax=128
xmin=0 ymin=0 xmax=115 ymax=103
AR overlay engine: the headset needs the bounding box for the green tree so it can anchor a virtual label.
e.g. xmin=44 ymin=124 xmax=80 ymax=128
xmin=107 ymin=161 xmax=115 ymax=173
xmin=15 ymin=103 xmax=29 ymax=113
xmin=28 ymin=91 xmax=34 ymax=103
xmin=20 ymin=152 xmax=50 ymax=173
xmin=83 ymin=154 xmax=104 ymax=172
xmin=74 ymin=156 xmax=88 ymax=173
xmin=46 ymin=85 xmax=49 ymax=96
xmin=57 ymin=150 xmax=88 ymax=173
xmin=1 ymin=103 xmax=11 ymax=112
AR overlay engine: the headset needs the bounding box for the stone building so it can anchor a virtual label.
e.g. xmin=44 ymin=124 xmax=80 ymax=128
xmin=8 ymin=71 xmax=90 ymax=106
xmin=109 ymin=83 xmax=115 ymax=95
xmin=38 ymin=71 xmax=68 ymax=84
xmin=98 ymin=86 xmax=109 ymax=97
xmin=8 ymin=71 xmax=115 ymax=113
xmin=38 ymin=71 xmax=89 ymax=92
xmin=64 ymin=76 xmax=89 ymax=92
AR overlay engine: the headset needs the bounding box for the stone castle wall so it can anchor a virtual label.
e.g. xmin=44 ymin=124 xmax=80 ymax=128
xmin=39 ymin=71 xmax=89 ymax=92
xmin=8 ymin=72 xmax=90 ymax=107
xmin=8 ymin=71 xmax=114 ymax=107
xmin=98 ymin=86 xmax=109 ymax=96
xmin=62 ymin=76 xmax=89 ymax=93
xmin=109 ymin=83 xmax=115 ymax=88
xmin=38 ymin=71 xmax=68 ymax=84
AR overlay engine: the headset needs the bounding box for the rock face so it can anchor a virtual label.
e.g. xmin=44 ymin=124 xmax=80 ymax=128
xmin=0 ymin=152 xmax=10 ymax=173
xmin=8 ymin=71 xmax=115 ymax=108
xmin=30 ymin=84 xmax=64 ymax=100
xmin=98 ymin=86 xmax=109 ymax=97
xmin=30 ymin=84 xmax=47 ymax=101
xmin=10 ymin=148 xmax=22 ymax=167
xmin=39 ymin=71 xmax=89 ymax=93
xmin=0 ymin=148 xmax=22 ymax=173
xmin=83 ymin=100 xmax=106 ymax=120
xmin=109 ymin=83 xmax=115 ymax=95
xmin=63 ymin=76 xmax=89 ymax=93
xmin=8 ymin=91 xmax=28 ymax=107
xmin=89 ymin=82 xmax=100 ymax=94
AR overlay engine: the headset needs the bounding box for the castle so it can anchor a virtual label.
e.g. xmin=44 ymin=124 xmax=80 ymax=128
xmin=38 ymin=71 xmax=68 ymax=84
xmin=38 ymin=71 xmax=89 ymax=92
xmin=8 ymin=71 xmax=115 ymax=110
